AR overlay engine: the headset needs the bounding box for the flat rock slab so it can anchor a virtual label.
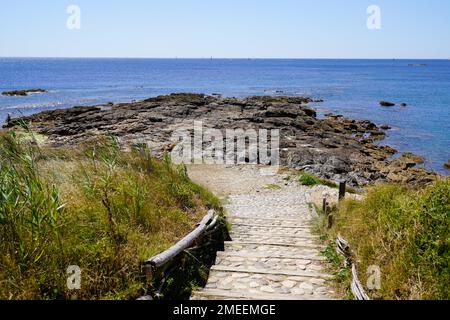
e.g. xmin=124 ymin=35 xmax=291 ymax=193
xmin=222 ymin=244 xmax=325 ymax=261
xmin=192 ymin=270 xmax=335 ymax=300
xmin=215 ymin=252 xmax=325 ymax=272
xmin=229 ymin=235 xmax=321 ymax=247
xmin=228 ymin=217 xmax=313 ymax=228
xmin=192 ymin=289 xmax=334 ymax=301
xmin=229 ymin=228 xmax=319 ymax=239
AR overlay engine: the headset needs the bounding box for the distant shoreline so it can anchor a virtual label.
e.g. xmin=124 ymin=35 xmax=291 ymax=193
xmin=1 ymin=57 xmax=450 ymax=60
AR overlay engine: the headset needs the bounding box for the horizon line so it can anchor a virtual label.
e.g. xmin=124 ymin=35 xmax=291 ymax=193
xmin=1 ymin=56 xmax=450 ymax=60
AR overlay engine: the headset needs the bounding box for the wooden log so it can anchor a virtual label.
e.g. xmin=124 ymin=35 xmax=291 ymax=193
xmin=336 ymin=236 xmax=351 ymax=260
xmin=206 ymin=215 xmax=219 ymax=230
xmin=146 ymin=210 xmax=215 ymax=268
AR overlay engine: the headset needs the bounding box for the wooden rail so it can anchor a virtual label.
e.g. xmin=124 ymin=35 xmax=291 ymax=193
xmin=321 ymin=182 xmax=370 ymax=300
xmin=322 ymin=180 xmax=347 ymax=229
xmin=336 ymin=236 xmax=370 ymax=300
xmin=147 ymin=211 xmax=215 ymax=268
xmin=141 ymin=210 xmax=223 ymax=299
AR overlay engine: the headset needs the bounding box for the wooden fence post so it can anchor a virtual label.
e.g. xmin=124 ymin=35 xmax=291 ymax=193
xmin=339 ymin=180 xmax=346 ymax=201
xmin=327 ymin=212 xmax=333 ymax=229
xmin=322 ymin=197 xmax=333 ymax=229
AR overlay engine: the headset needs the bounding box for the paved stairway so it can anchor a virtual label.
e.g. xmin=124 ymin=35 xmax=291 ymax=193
xmin=190 ymin=169 xmax=336 ymax=300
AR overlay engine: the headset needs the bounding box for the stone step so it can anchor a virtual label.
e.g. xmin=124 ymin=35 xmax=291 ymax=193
xmin=227 ymin=215 xmax=311 ymax=222
xmin=229 ymin=229 xmax=320 ymax=239
xmin=226 ymin=204 xmax=309 ymax=210
xmin=227 ymin=211 xmax=312 ymax=222
xmin=226 ymin=204 xmax=310 ymax=214
xmin=227 ymin=216 xmax=312 ymax=228
xmin=228 ymin=192 xmax=306 ymax=202
xmin=198 ymin=269 xmax=335 ymax=299
xmin=215 ymin=251 xmax=326 ymax=273
xmin=226 ymin=205 xmax=309 ymax=211
xmin=217 ymin=249 xmax=326 ymax=261
xmin=227 ymin=214 xmax=309 ymax=220
xmin=192 ymin=289 xmax=333 ymax=301
xmin=228 ymin=196 xmax=307 ymax=201
xmin=231 ymin=222 xmax=312 ymax=230
xmin=229 ymin=235 xmax=320 ymax=247
xmin=225 ymin=240 xmax=322 ymax=250
xmin=210 ymin=265 xmax=332 ymax=279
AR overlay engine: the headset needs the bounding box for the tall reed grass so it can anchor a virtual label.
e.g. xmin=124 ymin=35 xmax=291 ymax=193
xmin=0 ymin=131 xmax=220 ymax=299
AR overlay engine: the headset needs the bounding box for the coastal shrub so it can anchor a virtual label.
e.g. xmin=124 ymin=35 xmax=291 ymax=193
xmin=0 ymin=131 xmax=220 ymax=300
xmin=327 ymin=180 xmax=450 ymax=300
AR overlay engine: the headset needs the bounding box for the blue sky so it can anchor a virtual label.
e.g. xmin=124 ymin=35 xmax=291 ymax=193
xmin=1 ymin=0 xmax=449 ymax=58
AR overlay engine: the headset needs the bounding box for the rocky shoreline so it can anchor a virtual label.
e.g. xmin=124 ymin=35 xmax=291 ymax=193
xmin=2 ymin=93 xmax=438 ymax=187
xmin=444 ymin=160 xmax=450 ymax=170
xmin=2 ymin=89 xmax=48 ymax=96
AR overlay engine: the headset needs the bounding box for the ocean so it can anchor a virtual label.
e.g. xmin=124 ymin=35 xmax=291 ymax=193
xmin=0 ymin=58 xmax=449 ymax=174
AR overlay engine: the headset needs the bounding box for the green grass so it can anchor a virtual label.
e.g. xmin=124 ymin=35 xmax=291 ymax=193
xmin=0 ymin=131 xmax=220 ymax=300
xmin=298 ymin=171 xmax=358 ymax=194
xmin=299 ymin=172 xmax=320 ymax=186
xmin=298 ymin=171 xmax=338 ymax=188
xmin=324 ymin=180 xmax=450 ymax=300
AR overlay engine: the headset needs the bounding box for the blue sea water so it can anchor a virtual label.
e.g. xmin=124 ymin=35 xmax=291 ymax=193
xmin=0 ymin=58 xmax=449 ymax=174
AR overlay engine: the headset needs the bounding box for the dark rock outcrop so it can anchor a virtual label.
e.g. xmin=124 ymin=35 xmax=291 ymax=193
xmin=2 ymin=89 xmax=48 ymax=96
xmin=444 ymin=160 xmax=450 ymax=170
xmin=379 ymin=101 xmax=396 ymax=107
xmin=3 ymin=93 xmax=437 ymax=187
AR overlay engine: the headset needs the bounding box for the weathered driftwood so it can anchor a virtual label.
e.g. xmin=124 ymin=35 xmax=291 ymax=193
xmin=336 ymin=236 xmax=351 ymax=263
xmin=146 ymin=210 xmax=215 ymax=269
xmin=335 ymin=235 xmax=371 ymax=300
xmin=351 ymin=264 xmax=370 ymax=300
xmin=206 ymin=215 xmax=219 ymax=230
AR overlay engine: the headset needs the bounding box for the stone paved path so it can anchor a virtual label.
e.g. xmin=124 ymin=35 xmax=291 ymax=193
xmin=188 ymin=165 xmax=336 ymax=300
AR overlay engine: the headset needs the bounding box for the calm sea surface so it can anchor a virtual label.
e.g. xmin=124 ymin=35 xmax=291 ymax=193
xmin=0 ymin=58 xmax=449 ymax=173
